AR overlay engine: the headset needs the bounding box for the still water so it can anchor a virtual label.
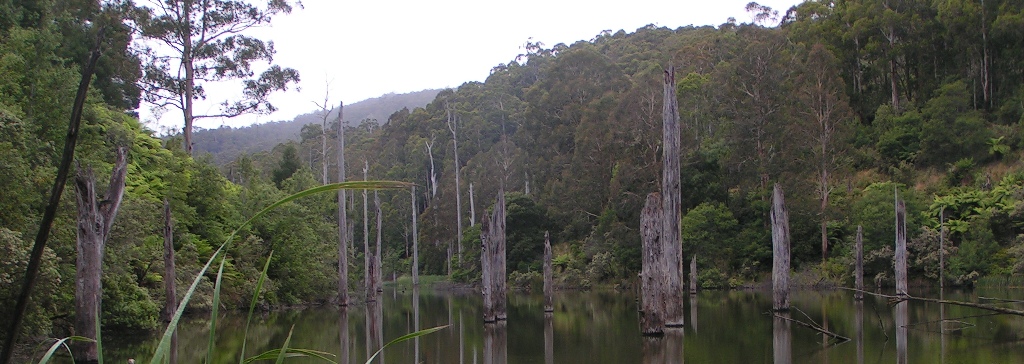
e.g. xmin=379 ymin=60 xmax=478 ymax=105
xmin=96 ymin=287 xmax=1024 ymax=363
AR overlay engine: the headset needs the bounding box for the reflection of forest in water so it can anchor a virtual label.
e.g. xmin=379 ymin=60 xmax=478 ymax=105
xmin=90 ymin=287 xmax=1024 ymax=363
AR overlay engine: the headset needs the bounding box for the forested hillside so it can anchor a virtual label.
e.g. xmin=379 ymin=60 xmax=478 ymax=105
xmin=191 ymin=89 xmax=440 ymax=165
xmin=2 ymin=0 xmax=1024 ymax=353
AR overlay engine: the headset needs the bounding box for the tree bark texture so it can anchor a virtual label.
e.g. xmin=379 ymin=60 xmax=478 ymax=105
xmin=74 ymin=147 xmax=128 ymax=363
xmin=771 ymin=183 xmax=791 ymax=311
xmin=639 ymin=192 xmax=664 ymax=335
xmin=163 ymin=199 xmax=176 ymax=321
xmin=543 ymin=231 xmax=553 ymax=313
xmin=337 ymin=102 xmax=348 ymax=306
xmin=661 ymin=66 xmax=684 ymax=327
xmin=895 ymin=197 xmax=908 ymax=297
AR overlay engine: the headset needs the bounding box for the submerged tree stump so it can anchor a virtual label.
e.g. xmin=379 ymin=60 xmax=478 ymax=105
xmin=543 ymin=231 xmax=553 ymax=313
xmin=771 ymin=184 xmax=791 ymax=312
xmin=640 ymin=192 xmax=665 ymax=335
xmin=895 ymin=195 xmax=908 ymax=297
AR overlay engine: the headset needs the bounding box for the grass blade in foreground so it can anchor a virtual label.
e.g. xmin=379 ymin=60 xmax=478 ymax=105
xmin=364 ymin=325 xmax=448 ymax=364
xmin=239 ymin=251 xmax=274 ymax=363
xmin=207 ymin=258 xmax=226 ymax=364
xmin=274 ymin=325 xmax=295 ymax=364
xmin=37 ymin=336 xmax=94 ymax=364
xmin=149 ymin=181 xmax=411 ymax=364
xmin=242 ymin=349 xmax=336 ymax=364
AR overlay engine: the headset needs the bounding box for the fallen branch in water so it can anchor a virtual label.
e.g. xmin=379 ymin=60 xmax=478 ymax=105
xmin=768 ymin=311 xmax=851 ymax=344
xmin=840 ymin=287 xmax=1024 ymax=316
xmin=978 ymin=296 xmax=1024 ymax=304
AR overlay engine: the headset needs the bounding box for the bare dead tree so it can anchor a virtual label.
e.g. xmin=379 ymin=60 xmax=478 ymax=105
xmin=73 ymin=147 xmax=129 ymax=362
xmin=447 ymin=105 xmax=464 ymax=263
xmin=336 ymin=101 xmax=348 ymax=306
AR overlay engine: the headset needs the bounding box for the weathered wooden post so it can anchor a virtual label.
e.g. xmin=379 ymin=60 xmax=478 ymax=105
xmin=771 ymin=183 xmax=791 ymax=311
xmin=337 ymin=102 xmax=349 ymax=306
xmin=639 ymin=192 xmax=664 ymax=335
xmin=543 ymin=231 xmax=554 ymax=313
xmin=855 ymin=225 xmax=864 ymax=300
xmin=74 ymin=147 xmax=128 ymax=363
xmin=661 ymin=66 xmax=685 ymax=327
xmin=412 ymin=186 xmax=419 ymax=286
xmin=689 ymin=255 xmax=697 ymax=295
xmin=895 ymin=194 xmax=908 ymax=298
xmin=163 ymin=199 xmax=176 ymax=322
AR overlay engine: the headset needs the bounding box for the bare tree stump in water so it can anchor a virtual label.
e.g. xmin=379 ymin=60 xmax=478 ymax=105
xmin=895 ymin=194 xmax=908 ymax=298
xmin=543 ymin=231 xmax=553 ymax=313
xmin=481 ymin=189 xmax=508 ymax=322
xmin=855 ymin=225 xmax=864 ymax=300
xmin=661 ymin=66 xmax=685 ymax=327
xmin=639 ymin=193 xmax=664 ymax=335
xmin=771 ymin=184 xmax=791 ymax=312
xmin=689 ymin=255 xmax=697 ymax=295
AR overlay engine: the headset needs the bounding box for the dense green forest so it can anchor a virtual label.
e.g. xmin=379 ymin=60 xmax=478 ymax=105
xmin=2 ymin=0 xmax=1024 ymax=352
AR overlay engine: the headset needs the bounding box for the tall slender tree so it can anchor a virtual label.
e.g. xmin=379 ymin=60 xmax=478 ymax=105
xmin=336 ymin=102 xmax=348 ymax=305
xmin=135 ymin=0 xmax=301 ymax=155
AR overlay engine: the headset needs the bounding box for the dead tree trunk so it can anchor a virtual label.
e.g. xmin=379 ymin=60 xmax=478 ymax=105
xmin=543 ymin=231 xmax=553 ymax=313
xmin=689 ymin=255 xmax=697 ymax=295
xmin=412 ymin=186 xmax=419 ymax=286
xmin=363 ymin=162 xmax=373 ymax=301
xmin=481 ymin=190 xmax=507 ymax=322
xmin=337 ymin=102 xmax=349 ymax=306
xmin=470 ymin=182 xmax=476 ymax=227
xmin=639 ymin=192 xmax=664 ymax=335
xmin=74 ymin=147 xmax=128 ymax=363
xmin=661 ymin=66 xmax=685 ymax=327
xmin=855 ymin=225 xmax=864 ymax=300
xmin=895 ymin=195 xmax=908 ymax=297
xmin=447 ymin=106 xmax=463 ymax=264
xmin=939 ymin=209 xmax=945 ymax=289
xmin=771 ymin=183 xmax=791 ymax=312
xmin=481 ymin=216 xmax=494 ymax=323
xmin=163 ymin=199 xmax=176 ymax=321
xmin=374 ymin=191 xmax=383 ymax=293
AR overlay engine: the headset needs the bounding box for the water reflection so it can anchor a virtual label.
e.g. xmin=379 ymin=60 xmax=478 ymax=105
xmin=339 ymin=306 xmax=350 ymax=364
xmin=87 ymin=288 xmax=1024 ymax=364
xmin=773 ymin=312 xmax=792 ymax=364
xmin=544 ymin=313 xmax=553 ymax=364
xmin=895 ymin=301 xmax=908 ymax=364
xmin=689 ymin=295 xmax=697 ymax=333
xmin=483 ymin=321 xmax=507 ymax=364
xmin=412 ymin=287 xmax=420 ymax=364
xmin=642 ymin=328 xmax=684 ymax=363
xmin=366 ymin=296 xmax=383 ymax=363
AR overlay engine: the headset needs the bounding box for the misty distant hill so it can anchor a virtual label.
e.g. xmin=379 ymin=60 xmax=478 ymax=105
xmin=192 ymin=89 xmax=440 ymax=165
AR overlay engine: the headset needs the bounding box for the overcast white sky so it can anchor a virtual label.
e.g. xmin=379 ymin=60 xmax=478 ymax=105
xmin=141 ymin=0 xmax=800 ymax=133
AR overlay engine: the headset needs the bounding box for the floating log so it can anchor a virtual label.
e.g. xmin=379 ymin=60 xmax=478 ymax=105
xmin=639 ymin=192 xmax=665 ymax=335
xmin=855 ymin=225 xmax=863 ymax=300
xmin=543 ymin=231 xmax=553 ymax=313
xmin=661 ymin=66 xmax=685 ymax=327
xmin=895 ymin=195 xmax=908 ymax=297
xmin=771 ymin=184 xmax=791 ymax=311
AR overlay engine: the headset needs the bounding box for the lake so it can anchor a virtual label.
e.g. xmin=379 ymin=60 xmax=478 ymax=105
xmin=92 ymin=286 xmax=1024 ymax=363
